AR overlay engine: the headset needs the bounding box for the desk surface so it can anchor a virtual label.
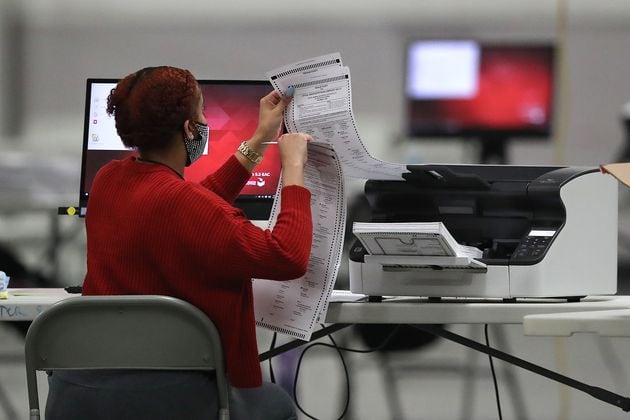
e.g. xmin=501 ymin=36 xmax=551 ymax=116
xmin=524 ymin=309 xmax=630 ymax=337
xmin=4 ymin=289 xmax=630 ymax=338
xmin=324 ymin=295 xmax=630 ymax=326
xmin=1 ymin=289 xmax=73 ymax=320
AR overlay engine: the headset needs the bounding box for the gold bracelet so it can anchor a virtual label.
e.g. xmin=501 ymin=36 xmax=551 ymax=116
xmin=237 ymin=141 xmax=263 ymax=164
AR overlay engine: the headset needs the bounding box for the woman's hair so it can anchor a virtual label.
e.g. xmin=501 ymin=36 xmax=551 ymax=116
xmin=106 ymin=66 xmax=199 ymax=150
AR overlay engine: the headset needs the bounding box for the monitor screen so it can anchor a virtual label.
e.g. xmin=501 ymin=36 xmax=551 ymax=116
xmin=405 ymin=40 xmax=555 ymax=138
xmin=79 ymin=79 xmax=281 ymax=220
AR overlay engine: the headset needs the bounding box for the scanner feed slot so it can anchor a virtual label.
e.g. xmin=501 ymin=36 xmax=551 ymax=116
xmin=365 ymin=255 xmax=487 ymax=273
xmin=403 ymin=166 xmax=491 ymax=190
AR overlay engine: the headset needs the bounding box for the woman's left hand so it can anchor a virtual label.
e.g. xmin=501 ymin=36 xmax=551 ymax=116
xmin=250 ymin=90 xmax=293 ymax=148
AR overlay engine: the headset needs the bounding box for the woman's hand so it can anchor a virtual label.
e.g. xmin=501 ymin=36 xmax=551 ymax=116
xmin=235 ymin=88 xmax=295 ymax=172
xmin=278 ymin=132 xmax=312 ymax=187
xmin=249 ymin=89 xmax=294 ymax=150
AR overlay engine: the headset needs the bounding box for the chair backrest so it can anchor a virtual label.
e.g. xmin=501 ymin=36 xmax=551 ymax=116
xmin=24 ymin=295 xmax=230 ymax=420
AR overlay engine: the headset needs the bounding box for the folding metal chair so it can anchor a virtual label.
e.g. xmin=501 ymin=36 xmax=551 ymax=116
xmin=24 ymin=295 xmax=230 ymax=420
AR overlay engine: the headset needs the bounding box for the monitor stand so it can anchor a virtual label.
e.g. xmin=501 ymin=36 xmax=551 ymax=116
xmin=478 ymin=135 xmax=509 ymax=164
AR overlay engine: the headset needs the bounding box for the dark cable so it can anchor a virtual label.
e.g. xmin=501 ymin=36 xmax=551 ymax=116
xmin=323 ymin=325 xmax=351 ymax=420
xmin=292 ymin=324 xmax=403 ymax=420
xmin=485 ymin=324 xmax=503 ymax=420
xmin=268 ymin=332 xmax=277 ymax=384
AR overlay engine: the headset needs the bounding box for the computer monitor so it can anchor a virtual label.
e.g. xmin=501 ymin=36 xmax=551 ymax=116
xmin=79 ymin=79 xmax=281 ymax=220
xmin=405 ymin=40 xmax=555 ymax=163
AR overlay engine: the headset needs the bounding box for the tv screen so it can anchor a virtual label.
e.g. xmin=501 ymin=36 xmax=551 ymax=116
xmin=80 ymin=79 xmax=280 ymax=220
xmin=405 ymin=40 xmax=555 ymax=138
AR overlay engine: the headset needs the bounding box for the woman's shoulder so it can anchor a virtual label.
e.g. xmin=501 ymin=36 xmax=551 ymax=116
xmin=94 ymin=156 xmax=135 ymax=178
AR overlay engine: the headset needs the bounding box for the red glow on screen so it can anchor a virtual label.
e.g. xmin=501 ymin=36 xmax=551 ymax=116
xmin=407 ymin=44 xmax=554 ymax=136
xmin=184 ymin=84 xmax=281 ymax=196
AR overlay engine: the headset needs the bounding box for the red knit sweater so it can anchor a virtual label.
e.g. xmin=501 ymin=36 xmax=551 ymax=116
xmin=82 ymin=156 xmax=313 ymax=388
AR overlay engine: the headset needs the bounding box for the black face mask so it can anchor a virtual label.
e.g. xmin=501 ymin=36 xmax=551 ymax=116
xmin=183 ymin=122 xmax=209 ymax=166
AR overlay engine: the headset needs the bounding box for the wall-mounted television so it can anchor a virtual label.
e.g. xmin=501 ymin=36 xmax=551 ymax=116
xmin=405 ymin=40 xmax=555 ymax=162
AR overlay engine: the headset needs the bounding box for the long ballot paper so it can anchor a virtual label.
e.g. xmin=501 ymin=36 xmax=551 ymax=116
xmin=267 ymin=53 xmax=407 ymax=181
xmin=253 ymin=143 xmax=345 ymax=340
xmin=253 ymin=53 xmax=407 ymax=340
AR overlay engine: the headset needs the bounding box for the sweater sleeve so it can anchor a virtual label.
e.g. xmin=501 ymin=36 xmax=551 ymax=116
xmin=199 ymin=155 xmax=251 ymax=204
xmin=171 ymin=183 xmax=313 ymax=282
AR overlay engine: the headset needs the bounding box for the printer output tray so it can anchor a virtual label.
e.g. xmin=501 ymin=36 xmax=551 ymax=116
xmin=364 ymin=255 xmax=487 ymax=273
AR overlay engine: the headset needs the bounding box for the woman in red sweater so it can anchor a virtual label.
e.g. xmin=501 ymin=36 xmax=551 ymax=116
xmin=46 ymin=66 xmax=312 ymax=420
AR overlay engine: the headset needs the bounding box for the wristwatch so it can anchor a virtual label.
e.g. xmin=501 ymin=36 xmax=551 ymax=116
xmin=237 ymin=141 xmax=263 ymax=164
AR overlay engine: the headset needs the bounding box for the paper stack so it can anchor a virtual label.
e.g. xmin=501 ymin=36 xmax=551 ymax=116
xmin=352 ymin=221 xmax=482 ymax=259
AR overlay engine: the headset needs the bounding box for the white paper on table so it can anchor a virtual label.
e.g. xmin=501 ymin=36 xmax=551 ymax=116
xmin=253 ymin=143 xmax=345 ymax=341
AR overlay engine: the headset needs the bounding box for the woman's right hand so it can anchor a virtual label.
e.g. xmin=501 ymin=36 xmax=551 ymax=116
xmin=250 ymin=90 xmax=293 ymax=150
xmin=278 ymin=132 xmax=312 ymax=187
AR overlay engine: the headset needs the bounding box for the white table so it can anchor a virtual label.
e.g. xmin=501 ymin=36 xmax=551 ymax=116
xmin=321 ymin=294 xmax=630 ymax=413
xmin=4 ymin=288 xmax=630 ymax=412
xmin=524 ymin=309 xmax=630 ymax=337
xmin=5 ymin=289 xmax=630 ymax=334
xmin=0 ymin=289 xmax=73 ymax=321
xmin=325 ymin=295 xmax=630 ymax=330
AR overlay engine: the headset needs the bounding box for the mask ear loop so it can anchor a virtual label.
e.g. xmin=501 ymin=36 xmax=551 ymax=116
xmin=186 ymin=120 xmax=208 ymax=141
xmin=184 ymin=121 xmax=196 ymax=142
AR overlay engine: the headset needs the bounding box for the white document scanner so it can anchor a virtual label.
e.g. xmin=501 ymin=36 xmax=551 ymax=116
xmin=349 ymin=165 xmax=618 ymax=300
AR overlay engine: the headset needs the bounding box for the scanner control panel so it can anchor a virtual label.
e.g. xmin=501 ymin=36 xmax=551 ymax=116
xmin=511 ymin=230 xmax=556 ymax=262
